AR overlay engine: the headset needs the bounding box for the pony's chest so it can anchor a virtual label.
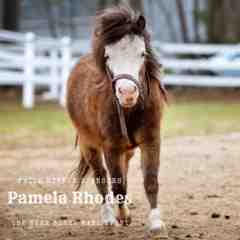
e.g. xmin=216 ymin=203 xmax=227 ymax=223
xmin=125 ymin=110 xmax=144 ymax=135
xmin=101 ymin=100 xmax=149 ymax=149
xmin=123 ymin=107 xmax=145 ymax=144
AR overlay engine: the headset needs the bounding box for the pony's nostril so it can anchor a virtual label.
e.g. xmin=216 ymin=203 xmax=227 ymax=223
xmin=118 ymin=86 xmax=129 ymax=95
xmin=133 ymin=85 xmax=137 ymax=93
xmin=118 ymin=87 xmax=123 ymax=94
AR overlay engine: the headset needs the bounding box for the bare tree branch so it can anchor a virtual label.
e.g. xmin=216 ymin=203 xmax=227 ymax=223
xmin=193 ymin=0 xmax=201 ymax=42
xmin=121 ymin=0 xmax=144 ymax=13
xmin=97 ymin=0 xmax=108 ymax=10
xmin=69 ymin=0 xmax=75 ymax=38
xmin=2 ymin=0 xmax=20 ymax=31
xmin=175 ymin=0 xmax=189 ymax=42
xmin=43 ymin=0 xmax=58 ymax=38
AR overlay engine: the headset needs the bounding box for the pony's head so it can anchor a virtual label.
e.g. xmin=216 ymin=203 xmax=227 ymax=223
xmin=93 ymin=6 xmax=160 ymax=108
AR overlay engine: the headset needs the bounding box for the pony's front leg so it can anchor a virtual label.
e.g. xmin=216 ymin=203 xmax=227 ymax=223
xmin=140 ymin=142 xmax=168 ymax=239
xmin=80 ymin=147 xmax=116 ymax=226
xmin=104 ymin=149 xmax=131 ymax=226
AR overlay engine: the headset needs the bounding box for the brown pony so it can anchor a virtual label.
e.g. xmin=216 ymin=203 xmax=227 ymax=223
xmin=67 ymin=6 xmax=168 ymax=238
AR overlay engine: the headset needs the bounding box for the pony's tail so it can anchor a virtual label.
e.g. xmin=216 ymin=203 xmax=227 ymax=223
xmin=72 ymin=134 xmax=91 ymax=190
xmin=74 ymin=154 xmax=90 ymax=190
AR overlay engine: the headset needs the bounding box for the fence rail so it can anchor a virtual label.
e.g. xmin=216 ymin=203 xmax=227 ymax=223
xmin=0 ymin=30 xmax=72 ymax=108
xmin=155 ymin=42 xmax=240 ymax=87
xmin=1 ymin=30 xmax=240 ymax=108
xmin=162 ymin=59 xmax=240 ymax=71
xmin=153 ymin=41 xmax=240 ymax=55
xmin=163 ymin=75 xmax=240 ymax=87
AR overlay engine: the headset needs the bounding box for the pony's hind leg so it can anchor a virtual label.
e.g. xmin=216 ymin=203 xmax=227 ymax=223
xmin=84 ymin=147 xmax=117 ymax=226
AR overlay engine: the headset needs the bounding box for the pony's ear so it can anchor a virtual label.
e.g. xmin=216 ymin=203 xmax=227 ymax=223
xmin=136 ymin=15 xmax=146 ymax=31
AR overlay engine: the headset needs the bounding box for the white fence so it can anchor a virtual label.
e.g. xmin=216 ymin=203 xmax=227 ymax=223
xmin=1 ymin=30 xmax=240 ymax=108
xmin=0 ymin=30 xmax=72 ymax=108
xmin=153 ymin=41 xmax=240 ymax=87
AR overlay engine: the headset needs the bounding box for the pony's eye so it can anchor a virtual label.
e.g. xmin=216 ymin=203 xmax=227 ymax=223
xmin=105 ymin=55 xmax=109 ymax=61
xmin=141 ymin=52 xmax=146 ymax=57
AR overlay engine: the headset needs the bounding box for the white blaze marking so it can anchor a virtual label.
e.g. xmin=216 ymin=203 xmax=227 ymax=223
xmin=105 ymin=35 xmax=145 ymax=106
xmin=105 ymin=35 xmax=146 ymax=81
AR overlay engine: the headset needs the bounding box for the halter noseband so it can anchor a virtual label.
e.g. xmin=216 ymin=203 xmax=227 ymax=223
xmin=112 ymin=74 xmax=142 ymax=91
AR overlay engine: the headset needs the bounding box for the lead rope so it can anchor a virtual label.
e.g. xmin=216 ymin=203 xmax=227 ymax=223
xmin=106 ymin=67 xmax=131 ymax=144
xmin=115 ymin=95 xmax=130 ymax=143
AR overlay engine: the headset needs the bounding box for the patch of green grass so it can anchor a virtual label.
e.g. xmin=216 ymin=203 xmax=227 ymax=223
xmin=163 ymin=101 xmax=240 ymax=137
xmin=0 ymin=101 xmax=71 ymax=134
xmin=1 ymin=100 xmax=240 ymax=140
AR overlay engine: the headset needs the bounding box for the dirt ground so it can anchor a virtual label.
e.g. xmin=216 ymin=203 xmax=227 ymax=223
xmin=0 ymin=133 xmax=239 ymax=240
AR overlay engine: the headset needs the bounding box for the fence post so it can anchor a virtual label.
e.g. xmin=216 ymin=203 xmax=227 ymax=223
xmin=43 ymin=48 xmax=59 ymax=100
xmin=60 ymin=36 xmax=71 ymax=107
xmin=23 ymin=32 xmax=35 ymax=109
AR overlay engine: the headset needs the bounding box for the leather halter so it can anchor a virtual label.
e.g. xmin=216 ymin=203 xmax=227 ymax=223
xmin=106 ymin=67 xmax=144 ymax=144
xmin=112 ymin=74 xmax=143 ymax=94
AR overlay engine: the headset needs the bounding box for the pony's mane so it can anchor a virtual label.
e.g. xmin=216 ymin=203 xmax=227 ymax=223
xmin=92 ymin=6 xmax=162 ymax=85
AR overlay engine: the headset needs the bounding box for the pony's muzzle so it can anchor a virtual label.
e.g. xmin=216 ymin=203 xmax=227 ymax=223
xmin=115 ymin=79 xmax=139 ymax=108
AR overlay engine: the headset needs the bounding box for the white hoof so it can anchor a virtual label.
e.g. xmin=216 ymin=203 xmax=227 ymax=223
xmin=148 ymin=208 xmax=168 ymax=238
xmin=101 ymin=203 xmax=118 ymax=226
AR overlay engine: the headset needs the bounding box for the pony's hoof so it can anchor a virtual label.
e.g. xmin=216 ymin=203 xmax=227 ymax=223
xmin=102 ymin=219 xmax=118 ymax=226
xmin=148 ymin=209 xmax=168 ymax=239
xmin=117 ymin=205 xmax=131 ymax=226
xmin=101 ymin=203 xmax=118 ymax=226
xmin=149 ymin=225 xmax=168 ymax=239
xmin=117 ymin=215 xmax=132 ymax=226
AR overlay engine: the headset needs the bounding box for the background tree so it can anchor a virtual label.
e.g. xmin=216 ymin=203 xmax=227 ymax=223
xmin=42 ymin=0 xmax=58 ymax=38
xmin=207 ymin=0 xmax=224 ymax=43
xmin=127 ymin=0 xmax=143 ymax=13
xmin=207 ymin=0 xmax=240 ymax=43
xmin=0 ymin=0 xmax=3 ymax=28
xmin=2 ymin=0 xmax=20 ymax=31
xmin=69 ymin=0 xmax=76 ymax=38
xmin=97 ymin=0 xmax=108 ymax=10
xmin=175 ymin=0 xmax=189 ymax=42
xmin=97 ymin=0 xmax=121 ymax=10
xmin=121 ymin=0 xmax=143 ymax=12
xmin=193 ymin=0 xmax=200 ymax=42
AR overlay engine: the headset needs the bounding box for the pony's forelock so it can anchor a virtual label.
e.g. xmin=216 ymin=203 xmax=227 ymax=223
xmin=92 ymin=6 xmax=163 ymax=95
